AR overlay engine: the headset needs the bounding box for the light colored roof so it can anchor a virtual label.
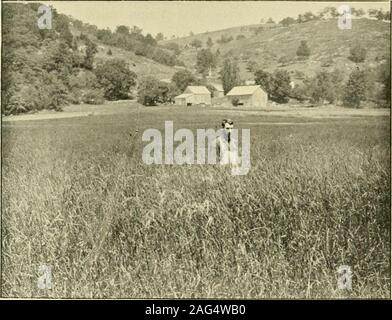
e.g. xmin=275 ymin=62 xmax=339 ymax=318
xmin=175 ymin=93 xmax=193 ymax=99
xmin=211 ymin=83 xmax=224 ymax=92
xmin=185 ymin=86 xmax=211 ymax=94
xmin=226 ymin=86 xmax=263 ymax=96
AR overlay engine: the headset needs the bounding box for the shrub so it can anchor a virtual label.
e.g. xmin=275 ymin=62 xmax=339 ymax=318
xmin=296 ymin=40 xmax=311 ymax=59
xmin=254 ymin=69 xmax=291 ymax=103
xmin=343 ymin=69 xmax=369 ymax=108
xmin=349 ymin=44 xmax=366 ymax=63
xmin=307 ymin=70 xmax=344 ymax=104
xmin=171 ymin=70 xmax=196 ymax=92
xmin=231 ymin=97 xmax=240 ymax=106
xmin=137 ymin=76 xmax=161 ymax=106
xmin=82 ymin=88 xmax=105 ymax=104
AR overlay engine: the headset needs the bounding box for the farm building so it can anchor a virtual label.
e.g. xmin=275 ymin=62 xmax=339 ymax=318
xmin=174 ymin=86 xmax=211 ymax=106
xmin=210 ymin=84 xmax=224 ymax=98
xmin=226 ymin=85 xmax=268 ymax=108
xmin=160 ymin=78 xmax=171 ymax=84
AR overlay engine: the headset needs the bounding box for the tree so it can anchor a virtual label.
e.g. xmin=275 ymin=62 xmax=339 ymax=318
xmin=297 ymin=14 xmax=305 ymax=23
xmin=155 ymin=32 xmax=164 ymax=41
xmin=196 ymin=49 xmax=217 ymax=75
xmin=254 ymin=69 xmax=291 ymax=103
xmin=279 ymin=17 xmax=296 ymax=27
xmin=217 ymin=34 xmax=234 ymax=44
xmin=97 ymin=28 xmax=112 ymax=41
xmin=307 ymin=70 xmax=343 ymax=104
xmin=131 ymin=26 xmax=142 ymax=35
xmin=330 ymin=7 xmax=340 ymax=18
xmin=116 ymin=25 xmax=130 ymax=35
xmin=246 ymin=60 xmax=260 ymax=73
xmin=107 ymin=49 xmax=112 ymax=55
xmin=343 ymin=69 xmax=369 ymax=108
xmin=206 ymin=37 xmax=213 ymax=48
xmin=278 ymin=55 xmax=291 ymax=66
xmin=379 ymin=61 xmax=391 ymax=106
xmin=296 ymin=40 xmax=311 ymax=59
xmin=318 ymin=7 xmax=339 ymax=19
xmin=164 ymin=42 xmax=181 ymax=55
xmin=303 ymin=11 xmax=317 ymax=22
xmin=84 ymin=39 xmax=98 ymax=70
xmin=368 ymin=9 xmax=389 ymax=21
xmin=137 ymin=76 xmax=162 ymax=106
xmin=55 ymin=14 xmax=73 ymax=46
xmin=95 ymin=59 xmax=137 ymax=100
xmin=144 ymin=33 xmax=157 ymax=46
xmin=349 ymin=44 xmax=366 ymax=63
xmin=352 ymin=8 xmax=365 ymax=17
xmin=220 ymin=59 xmax=241 ymax=94
xmin=270 ymin=70 xmax=292 ymax=103
xmin=191 ymin=39 xmax=203 ymax=49
xmin=171 ymin=69 xmax=196 ymax=92
xmin=254 ymin=70 xmax=273 ymax=93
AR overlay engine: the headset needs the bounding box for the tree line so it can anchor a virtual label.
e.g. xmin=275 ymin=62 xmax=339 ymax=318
xmin=2 ymin=3 xmax=137 ymax=115
xmin=2 ymin=3 xmax=390 ymax=114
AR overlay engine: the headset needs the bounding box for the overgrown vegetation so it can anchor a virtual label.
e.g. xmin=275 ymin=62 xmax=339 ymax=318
xmin=2 ymin=108 xmax=390 ymax=298
xmin=95 ymin=59 xmax=137 ymax=100
xmin=254 ymin=69 xmax=291 ymax=103
xmin=349 ymin=44 xmax=367 ymax=63
xmin=3 ymin=3 xmax=390 ymax=113
xmin=1 ymin=3 xmax=139 ymax=114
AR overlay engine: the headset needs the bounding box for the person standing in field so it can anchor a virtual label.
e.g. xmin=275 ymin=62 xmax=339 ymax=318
xmin=211 ymin=119 xmax=241 ymax=165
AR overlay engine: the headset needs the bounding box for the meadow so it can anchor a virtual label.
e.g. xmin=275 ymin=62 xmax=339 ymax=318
xmin=1 ymin=106 xmax=390 ymax=298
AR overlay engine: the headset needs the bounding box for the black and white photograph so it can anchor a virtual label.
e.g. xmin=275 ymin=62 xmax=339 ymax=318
xmin=1 ymin=0 xmax=391 ymax=302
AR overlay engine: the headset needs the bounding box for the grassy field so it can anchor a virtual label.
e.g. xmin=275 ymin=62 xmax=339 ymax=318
xmin=1 ymin=106 xmax=390 ymax=298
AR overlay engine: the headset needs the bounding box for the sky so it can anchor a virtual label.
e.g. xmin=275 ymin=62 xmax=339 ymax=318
xmin=37 ymin=1 xmax=390 ymax=38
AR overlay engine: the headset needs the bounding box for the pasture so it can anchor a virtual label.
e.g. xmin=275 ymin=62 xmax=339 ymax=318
xmin=1 ymin=105 xmax=390 ymax=298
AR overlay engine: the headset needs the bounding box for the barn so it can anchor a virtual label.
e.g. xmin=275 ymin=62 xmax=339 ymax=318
xmin=174 ymin=86 xmax=211 ymax=106
xmin=210 ymin=84 xmax=224 ymax=98
xmin=226 ymin=86 xmax=268 ymax=108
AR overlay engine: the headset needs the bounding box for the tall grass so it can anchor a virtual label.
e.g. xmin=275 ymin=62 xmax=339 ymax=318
xmin=1 ymin=111 xmax=390 ymax=298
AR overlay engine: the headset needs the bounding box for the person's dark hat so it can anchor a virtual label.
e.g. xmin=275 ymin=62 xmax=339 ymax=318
xmin=221 ymin=119 xmax=234 ymax=127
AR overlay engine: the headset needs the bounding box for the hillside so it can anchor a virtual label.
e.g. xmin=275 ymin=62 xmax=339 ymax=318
xmin=68 ymin=19 xmax=179 ymax=80
xmin=1 ymin=2 xmax=180 ymax=115
xmin=2 ymin=2 xmax=390 ymax=115
xmin=162 ymin=18 xmax=390 ymax=81
xmin=92 ymin=44 xmax=178 ymax=80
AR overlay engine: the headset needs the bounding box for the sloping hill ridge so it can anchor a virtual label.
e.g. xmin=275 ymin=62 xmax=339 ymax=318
xmin=68 ymin=23 xmax=179 ymax=81
xmin=162 ymin=18 xmax=390 ymax=80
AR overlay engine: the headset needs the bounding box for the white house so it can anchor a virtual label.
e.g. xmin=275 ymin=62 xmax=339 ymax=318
xmin=226 ymin=86 xmax=268 ymax=108
xmin=174 ymin=86 xmax=211 ymax=106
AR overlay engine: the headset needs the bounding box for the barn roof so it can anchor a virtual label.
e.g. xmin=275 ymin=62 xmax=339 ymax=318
xmin=175 ymin=93 xmax=193 ymax=99
xmin=226 ymin=86 xmax=264 ymax=96
xmin=211 ymin=83 xmax=224 ymax=92
xmin=185 ymin=86 xmax=211 ymax=94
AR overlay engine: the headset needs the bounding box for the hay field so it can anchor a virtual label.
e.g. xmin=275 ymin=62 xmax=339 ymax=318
xmin=1 ymin=106 xmax=390 ymax=298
